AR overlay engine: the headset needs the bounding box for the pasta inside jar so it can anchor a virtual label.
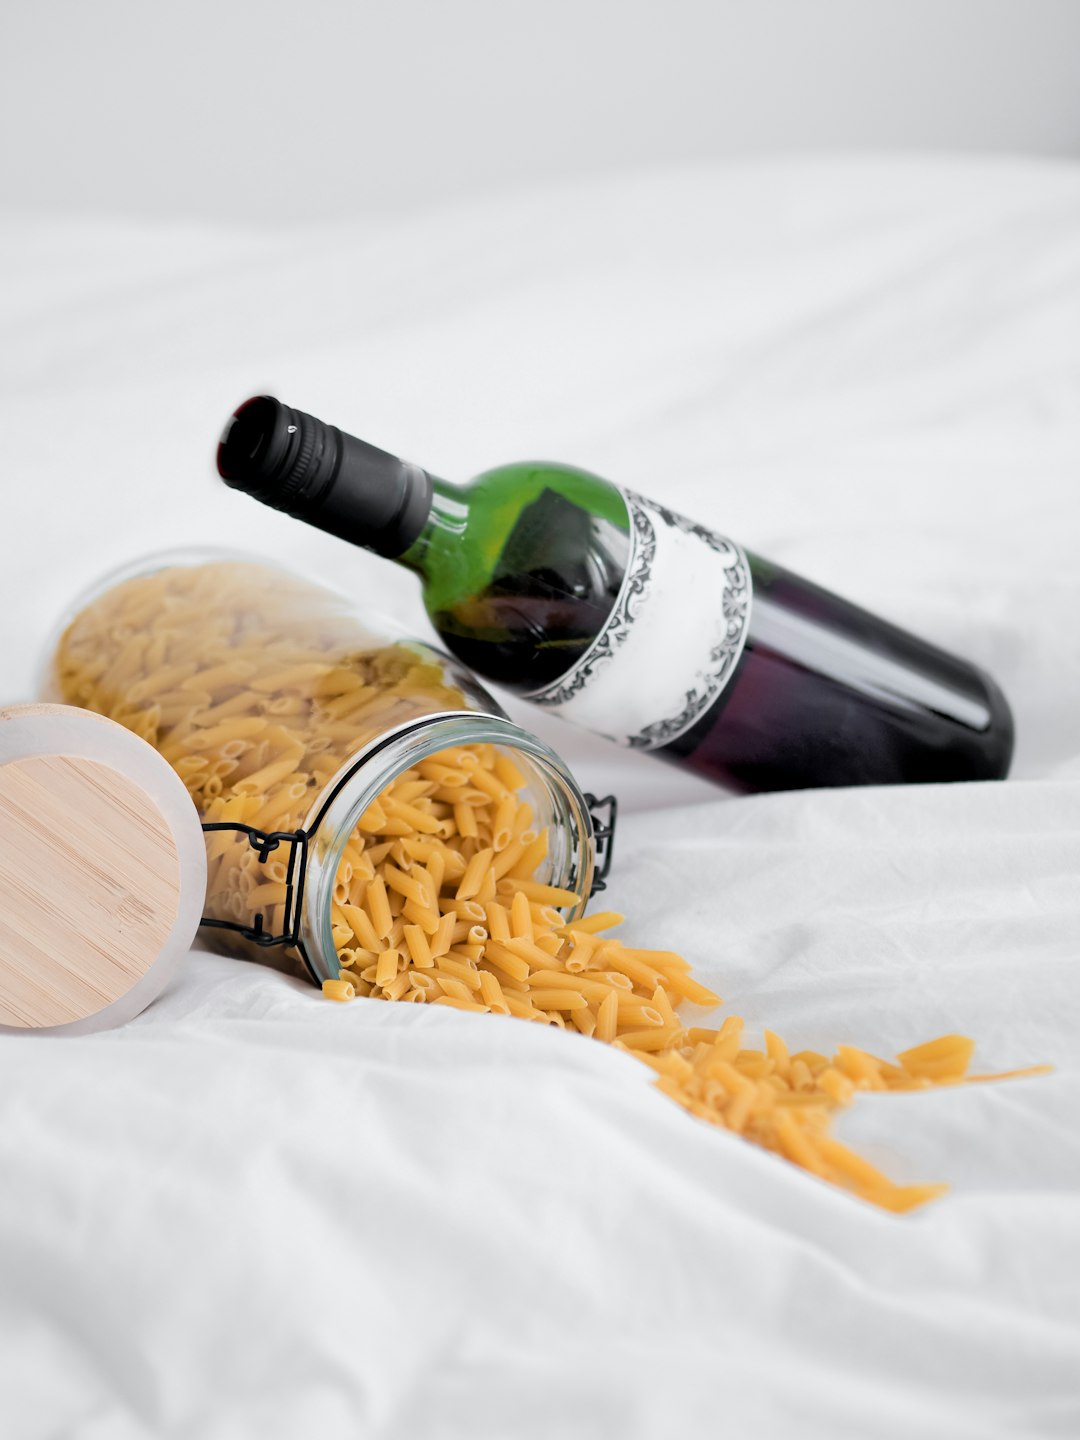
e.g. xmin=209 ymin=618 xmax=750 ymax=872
xmin=47 ymin=553 xmax=597 ymax=978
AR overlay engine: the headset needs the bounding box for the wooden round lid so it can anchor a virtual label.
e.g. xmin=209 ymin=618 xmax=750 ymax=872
xmin=0 ymin=705 xmax=207 ymax=1034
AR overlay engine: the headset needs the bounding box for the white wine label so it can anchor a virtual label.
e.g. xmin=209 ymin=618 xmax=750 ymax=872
xmin=523 ymin=490 xmax=752 ymax=749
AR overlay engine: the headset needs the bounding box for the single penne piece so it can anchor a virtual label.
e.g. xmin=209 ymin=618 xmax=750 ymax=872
xmin=196 ymin=690 xmax=269 ymax=727
xmin=453 ymin=801 xmax=479 ymax=839
xmin=504 ymin=934 xmax=559 ymax=971
xmin=456 ymin=846 xmax=494 ymax=901
xmin=785 ymin=1058 xmax=813 ymax=1092
xmin=484 ymin=901 xmax=511 ymax=944
xmin=896 ymin=1035 xmax=976 ymax=1079
xmin=615 ymin=999 xmax=666 ymax=1027
xmin=176 ymin=715 xmax=270 ymax=752
xmin=358 ymin=797 xmax=388 ymax=833
xmin=492 ymin=751 xmax=527 ymax=792
xmin=527 ymin=989 xmax=589 ymax=1013
xmin=382 ymin=971 xmax=412 ymax=1002
xmin=449 ymin=943 xmax=485 ymax=964
xmin=834 ymin=1046 xmax=887 ymax=1090
xmin=617 ymin=1025 xmax=684 ymax=1053
xmin=233 ymin=753 xmax=306 ymax=797
xmin=387 ymin=886 xmax=405 ymax=919
xmin=437 ymin=745 xmax=482 ymax=772
xmin=501 ymin=991 xmax=545 ymax=1021
xmin=592 ymin=945 xmax=663 ymax=991
xmin=595 ymin=990 xmax=620 ymax=1044
xmin=417 ymin=759 xmax=469 ymax=787
xmin=490 ymin=834 xmax=528 ymax=880
xmin=507 ymin=830 xmax=549 ymax=880
xmin=534 ymin=904 xmax=565 ymax=928
xmin=491 ymin=792 xmax=517 ymax=850
xmin=857 ymin=1183 xmax=951 ymax=1215
xmin=393 ymin=778 xmax=436 ymax=804
xmin=477 ymin=969 xmax=510 ymax=1014
xmin=480 ymin=941 xmax=531 ymax=984
xmin=365 ymin=875 xmax=394 ymax=941
xmin=431 ymin=995 xmax=490 ymax=1014
xmin=652 ymin=968 xmax=721 ymax=1008
xmin=375 ymin=948 xmax=400 ymax=989
xmin=466 ymin=766 xmax=511 ymax=803
xmin=183 ymin=659 xmax=258 ymax=693
xmin=568 ymin=910 xmax=625 ymax=936
xmin=388 ymin=916 xmax=407 ymax=948
xmin=382 ymin=863 xmax=432 ymax=909
xmin=812 ymin=1133 xmax=898 ymax=1191
xmin=650 ymin=986 xmax=679 ymax=1027
xmin=403 ymin=925 xmax=434 ymax=968
xmin=422 ymin=850 xmax=446 ymax=900
xmin=525 ymin=971 xmax=614 ymax=1004
xmin=401 ymin=897 xmax=441 ymax=936
xmin=246 ymin=881 xmax=289 ymax=909
xmin=383 ymin=796 xmax=442 ymax=835
xmin=707 ymin=1015 xmax=744 ymax=1060
xmin=511 ymin=806 xmax=535 ymax=839
xmin=509 ymin=890 xmax=533 ymax=941
xmin=561 ymin=930 xmax=599 ymax=968
xmin=430 ymin=911 xmax=457 ymax=959
xmin=248 ymin=661 xmax=331 ymax=693
xmin=628 ymin=947 xmax=693 ymax=978
xmin=438 ymin=897 xmax=486 ymax=921
xmin=502 ymin=878 xmax=581 ymax=908
xmin=341 ymin=903 xmax=383 ymax=953
xmin=765 ymin=1029 xmax=791 ymax=1080
xmin=254 ymin=781 xmax=310 ymax=829
xmin=322 ymin=977 xmax=355 ymax=1002
xmin=594 ymin=969 xmax=634 ymax=992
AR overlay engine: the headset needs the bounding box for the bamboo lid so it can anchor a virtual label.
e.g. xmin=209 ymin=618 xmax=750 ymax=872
xmin=0 ymin=704 xmax=207 ymax=1035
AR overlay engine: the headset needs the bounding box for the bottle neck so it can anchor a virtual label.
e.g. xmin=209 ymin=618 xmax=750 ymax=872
xmin=397 ymin=476 xmax=469 ymax=580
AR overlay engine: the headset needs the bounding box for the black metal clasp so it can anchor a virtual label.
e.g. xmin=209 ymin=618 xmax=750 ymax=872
xmin=584 ymin=793 xmax=617 ymax=896
xmin=198 ymin=823 xmax=309 ymax=948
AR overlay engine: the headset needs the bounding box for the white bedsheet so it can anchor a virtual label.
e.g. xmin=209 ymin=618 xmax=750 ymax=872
xmin=1 ymin=158 xmax=1078 ymax=1439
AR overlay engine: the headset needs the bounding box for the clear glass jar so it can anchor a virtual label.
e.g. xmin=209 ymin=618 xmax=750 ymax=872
xmin=41 ymin=551 xmax=609 ymax=987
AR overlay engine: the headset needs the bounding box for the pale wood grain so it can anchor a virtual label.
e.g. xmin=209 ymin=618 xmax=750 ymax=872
xmin=0 ymin=754 xmax=181 ymax=1028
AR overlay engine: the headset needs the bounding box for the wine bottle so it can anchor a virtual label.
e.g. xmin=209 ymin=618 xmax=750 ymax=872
xmin=217 ymin=396 xmax=1014 ymax=792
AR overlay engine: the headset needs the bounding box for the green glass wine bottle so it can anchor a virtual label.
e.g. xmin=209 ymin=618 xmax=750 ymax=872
xmin=217 ymin=396 xmax=1014 ymax=793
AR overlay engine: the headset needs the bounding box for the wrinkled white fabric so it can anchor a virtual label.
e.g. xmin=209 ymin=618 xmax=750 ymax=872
xmin=1 ymin=158 xmax=1078 ymax=1439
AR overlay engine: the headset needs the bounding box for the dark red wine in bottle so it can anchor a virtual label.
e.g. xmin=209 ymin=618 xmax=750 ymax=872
xmin=217 ymin=396 xmax=1014 ymax=792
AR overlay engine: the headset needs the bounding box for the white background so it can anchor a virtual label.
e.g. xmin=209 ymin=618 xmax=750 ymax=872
xmin=2 ymin=7 xmax=1080 ymax=1440
xmin=2 ymin=0 xmax=1079 ymax=225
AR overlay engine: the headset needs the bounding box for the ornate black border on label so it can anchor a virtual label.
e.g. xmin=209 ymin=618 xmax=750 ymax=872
xmin=626 ymin=496 xmax=750 ymax=749
xmin=525 ymin=490 xmax=752 ymax=750
xmin=525 ymin=495 xmax=656 ymax=707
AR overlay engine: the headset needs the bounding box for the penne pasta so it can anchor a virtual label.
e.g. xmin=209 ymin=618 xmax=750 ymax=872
xmin=55 ymin=557 xmax=1041 ymax=1218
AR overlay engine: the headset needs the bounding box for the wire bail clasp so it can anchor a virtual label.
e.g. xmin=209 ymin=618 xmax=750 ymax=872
xmin=584 ymin=793 xmax=617 ymax=896
xmin=198 ymin=822 xmax=309 ymax=947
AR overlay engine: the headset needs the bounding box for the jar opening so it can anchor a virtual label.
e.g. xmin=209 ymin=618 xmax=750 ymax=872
xmin=299 ymin=711 xmax=595 ymax=984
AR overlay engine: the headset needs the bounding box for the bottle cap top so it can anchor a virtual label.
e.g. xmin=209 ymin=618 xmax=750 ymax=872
xmin=0 ymin=705 xmax=207 ymax=1035
xmin=217 ymin=395 xmax=432 ymax=558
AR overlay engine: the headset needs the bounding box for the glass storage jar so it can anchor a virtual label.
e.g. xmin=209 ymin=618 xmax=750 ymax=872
xmin=41 ymin=552 xmax=613 ymax=987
